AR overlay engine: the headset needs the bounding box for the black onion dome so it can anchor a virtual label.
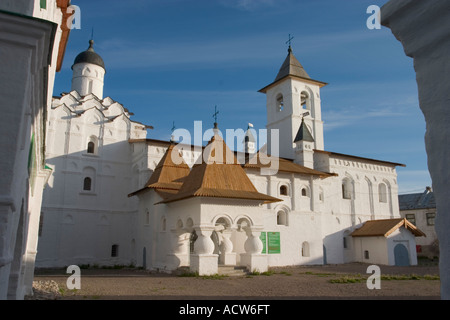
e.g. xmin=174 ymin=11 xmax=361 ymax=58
xmin=72 ymin=40 xmax=105 ymax=71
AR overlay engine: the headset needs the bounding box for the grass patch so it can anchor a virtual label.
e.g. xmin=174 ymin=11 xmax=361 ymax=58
xmin=328 ymin=273 xmax=440 ymax=284
xmin=177 ymin=271 xmax=228 ymax=279
xmin=302 ymin=271 xmax=336 ymax=277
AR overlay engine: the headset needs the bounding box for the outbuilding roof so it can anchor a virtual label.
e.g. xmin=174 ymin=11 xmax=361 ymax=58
xmin=350 ymin=218 xmax=426 ymax=237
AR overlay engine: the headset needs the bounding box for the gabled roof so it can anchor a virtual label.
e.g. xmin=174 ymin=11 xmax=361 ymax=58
xmin=294 ymin=118 xmax=314 ymax=143
xmin=259 ymin=47 xmax=328 ymax=93
xmin=128 ymin=143 xmax=190 ymax=197
xmin=399 ymin=187 xmax=435 ymax=210
xmin=158 ymin=133 xmax=281 ymax=204
xmin=350 ymin=218 xmax=426 ymax=237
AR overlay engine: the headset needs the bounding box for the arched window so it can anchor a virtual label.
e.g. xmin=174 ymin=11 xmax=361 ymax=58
xmin=280 ymin=185 xmax=288 ymax=196
xmin=342 ymin=178 xmax=353 ymax=200
xmin=86 ymin=136 xmax=98 ymax=155
xmin=301 ymin=186 xmax=310 ymax=197
xmin=276 ymin=94 xmax=284 ymax=112
xmin=82 ymin=167 xmax=95 ymax=192
xmin=378 ymin=183 xmax=387 ymax=203
xmin=83 ymin=177 xmax=92 ymax=191
xmin=302 ymin=242 xmax=310 ymax=257
xmin=277 ymin=210 xmax=288 ymax=226
xmin=301 ymin=91 xmax=311 ymax=111
xmin=87 ymin=141 xmax=95 ymax=154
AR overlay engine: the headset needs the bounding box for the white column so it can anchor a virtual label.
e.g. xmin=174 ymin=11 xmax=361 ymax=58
xmin=190 ymin=227 xmax=218 ymax=275
xmin=219 ymin=229 xmax=236 ymax=265
xmin=167 ymin=229 xmax=190 ymax=269
xmin=240 ymin=226 xmax=268 ymax=273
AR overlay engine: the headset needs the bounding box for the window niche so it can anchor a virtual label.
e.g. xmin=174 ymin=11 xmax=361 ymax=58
xmin=277 ymin=210 xmax=288 ymax=226
xmin=378 ymin=183 xmax=388 ymax=203
xmin=342 ymin=178 xmax=353 ymax=200
xmin=302 ymin=242 xmax=310 ymax=257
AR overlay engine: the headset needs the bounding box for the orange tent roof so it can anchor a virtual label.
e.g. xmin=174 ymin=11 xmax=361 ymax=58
xmin=158 ymin=134 xmax=281 ymax=204
xmin=128 ymin=143 xmax=190 ymax=197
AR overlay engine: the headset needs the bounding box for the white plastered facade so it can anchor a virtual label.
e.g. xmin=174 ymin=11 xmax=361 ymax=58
xmin=37 ymin=44 xmax=422 ymax=276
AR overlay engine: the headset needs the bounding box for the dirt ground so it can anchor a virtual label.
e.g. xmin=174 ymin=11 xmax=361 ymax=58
xmin=30 ymin=262 xmax=441 ymax=300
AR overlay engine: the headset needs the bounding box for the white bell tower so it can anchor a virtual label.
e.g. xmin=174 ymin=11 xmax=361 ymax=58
xmin=259 ymin=45 xmax=327 ymax=163
xmin=71 ymin=40 xmax=106 ymax=99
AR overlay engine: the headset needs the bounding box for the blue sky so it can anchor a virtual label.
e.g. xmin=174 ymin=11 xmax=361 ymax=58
xmin=53 ymin=0 xmax=432 ymax=194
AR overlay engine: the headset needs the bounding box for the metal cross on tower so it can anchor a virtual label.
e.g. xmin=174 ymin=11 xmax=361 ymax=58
xmin=170 ymin=121 xmax=176 ymax=142
xmin=213 ymin=105 xmax=219 ymax=129
xmin=286 ymin=34 xmax=294 ymax=48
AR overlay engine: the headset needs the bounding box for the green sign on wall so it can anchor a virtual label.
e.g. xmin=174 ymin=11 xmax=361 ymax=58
xmin=268 ymin=232 xmax=281 ymax=254
xmin=260 ymin=232 xmax=280 ymax=254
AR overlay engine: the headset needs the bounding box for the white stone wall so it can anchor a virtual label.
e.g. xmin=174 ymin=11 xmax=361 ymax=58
xmin=0 ymin=0 xmax=66 ymax=299
xmin=37 ymin=93 xmax=146 ymax=268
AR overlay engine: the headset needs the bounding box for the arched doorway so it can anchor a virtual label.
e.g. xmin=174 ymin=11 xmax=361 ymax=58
xmin=394 ymin=243 xmax=410 ymax=266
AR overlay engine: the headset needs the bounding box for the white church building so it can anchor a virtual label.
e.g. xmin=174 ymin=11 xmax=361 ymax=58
xmin=36 ymin=41 xmax=425 ymax=274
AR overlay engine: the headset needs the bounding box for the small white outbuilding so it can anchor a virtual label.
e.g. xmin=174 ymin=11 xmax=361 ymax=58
xmin=351 ymin=218 xmax=426 ymax=266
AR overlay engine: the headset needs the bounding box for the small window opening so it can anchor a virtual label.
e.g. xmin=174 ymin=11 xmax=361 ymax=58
xmin=87 ymin=141 xmax=95 ymax=154
xmin=277 ymin=211 xmax=287 ymax=226
xmin=276 ymin=94 xmax=284 ymax=112
xmin=280 ymin=185 xmax=288 ymax=196
xmin=111 ymin=244 xmax=119 ymax=257
xmin=83 ymin=177 xmax=92 ymax=191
